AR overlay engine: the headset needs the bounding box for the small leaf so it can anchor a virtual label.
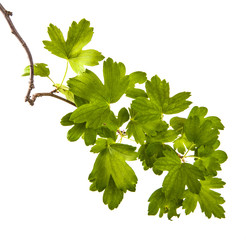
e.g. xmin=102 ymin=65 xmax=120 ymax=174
xmin=22 ymin=63 xmax=50 ymax=77
xmin=54 ymin=84 xmax=74 ymax=102
xmin=117 ymin=107 xmax=129 ymax=127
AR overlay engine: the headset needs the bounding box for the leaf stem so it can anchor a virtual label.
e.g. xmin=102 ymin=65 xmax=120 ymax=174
xmin=181 ymin=144 xmax=195 ymax=162
xmin=61 ymin=61 xmax=69 ymax=86
xmin=48 ymin=76 xmax=55 ymax=84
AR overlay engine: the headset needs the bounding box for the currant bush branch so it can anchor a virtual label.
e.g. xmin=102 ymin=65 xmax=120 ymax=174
xmin=0 ymin=3 xmax=75 ymax=107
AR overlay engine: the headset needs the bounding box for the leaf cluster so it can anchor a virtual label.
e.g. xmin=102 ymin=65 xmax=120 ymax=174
xmin=22 ymin=19 xmax=227 ymax=220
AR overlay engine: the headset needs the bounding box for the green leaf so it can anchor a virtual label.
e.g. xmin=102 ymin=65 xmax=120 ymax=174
xmin=89 ymin=140 xmax=138 ymax=209
xmin=194 ymin=147 xmax=227 ymax=176
xmin=103 ymin=177 xmax=124 ymax=210
xmin=173 ymin=137 xmax=186 ymax=154
xmin=188 ymin=106 xmax=208 ymax=120
xmin=131 ymin=97 xmax=162 ymax=122
xmin=103 ymin=58 xmax=129 ymax=103
xmin=43 ymin=19 xmax=104 ymax=73
xmin=43 ymin=24 xmax=67 ymax=58
xmin=125 ymin=88 xmax=148 ymax=99
xmin=74 ymin=95 xmax=88 ymax=107
xmin=90 ymin=142 xmax=138 ymax=192
xmin=68 ymin=49 xmax=104 ymax=74
xmin=144 ymin=142 xmax=167 ymax=170
xmin=194 ymin=156 xmax=221 ymax=176
xmin=154 ymin=149 xmax=204 ymax=200
xmin=205 ymin=116 xmax=224 ymax=130
xmin=66 ymin=19 xmax=93 ymax=58
xmin=128 ymin=71 xmax=147 ymax=88
xmin=126 ymin=108 xmax=165 ymax=145
xmin=145 ymin=75 xmax=192 ymax=114
xmin=70 ymin=101 xmax=110 ymax=129
xmin=170 ymin=117 xmax=186 ymax=133
xmin=162 ymin=163 xmax=204 ymax=200
xmin=126 ymin=120 xmax=146 ymax=145
xmin=183 ymin=178 xmax=225 ymax=218
xmin=117 ymin=107 xmax=129 ymax=127
xmin=22 ymin=63 xmax=50 ymax=77
xmin=84 ymin=128 xmax=97 ymax=146
xmin=154 ymin=146 xmax=181 ymax=171
xmin=201 ymin=177 xmax=226 ymax=189
xmin=184 ymin=117 xmax=219 ymax=146
xmin=97 ymin=126 xmax=117 ymax=141
xmin=188 ymin=106 xmax=225 ymax=130
xmin=184 ymin=116 xmax=200 ymax=143
xmin=165 ymin=92 xmax=192 ymax=114
xmin=150 ymin=130 xmax=178 ymax=143
xmin=148 ymin=188 xmax=182 ymax=220
xmin=211 ymin=150 xmax=228 ymax=164
xmin=145 ymin=75 xmax=169 ymax=110
xmin=67 ymin=69 xmax=106 ymax=102
xmin=67 ymin=123 xmax=86 ymax=142
xmin=54 ymin=84 xmax=74 ymax=102
xmin=162 ymin=165 xmax=185 ymax=200
xmin=182 ymin=190 xmax=198 ymax=215
xmin=61 ymin=112 xmax=73 ymax=126
xmin=90 ymin=138 xmax=113 ymax=153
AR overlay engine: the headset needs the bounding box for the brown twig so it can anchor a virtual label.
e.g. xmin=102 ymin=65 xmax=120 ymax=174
xmin=0 ymin=4 xmax=76 ymax=107
xmin=0 ymin=3 xmax=34 ymax=104
xmin=30 ymin=90 xmax=76 ymax=106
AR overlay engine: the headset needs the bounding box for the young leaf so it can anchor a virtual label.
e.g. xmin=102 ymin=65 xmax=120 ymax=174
xmin=117 ymin=107 xmax=129 ymax=127
xmin=54 ymin=84 xmax=74 ymax=102
xmin=22 ymin=63 xmax=50 ymax=77
xmin=43 ymin=19 xmax=104 ymax=73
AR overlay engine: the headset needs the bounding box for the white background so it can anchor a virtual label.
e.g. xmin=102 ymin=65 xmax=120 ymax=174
xmin=0 ymin=0 xmax=245 ymax=239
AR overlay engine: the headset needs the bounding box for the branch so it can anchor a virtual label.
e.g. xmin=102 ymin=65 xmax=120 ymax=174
xmin=30 ymin=89 xmax=76 ymax=107
xmin=0 ymin=3 xmax=34 ymax=104
xmin=0 ymin=4 xmax=76 ymax=108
